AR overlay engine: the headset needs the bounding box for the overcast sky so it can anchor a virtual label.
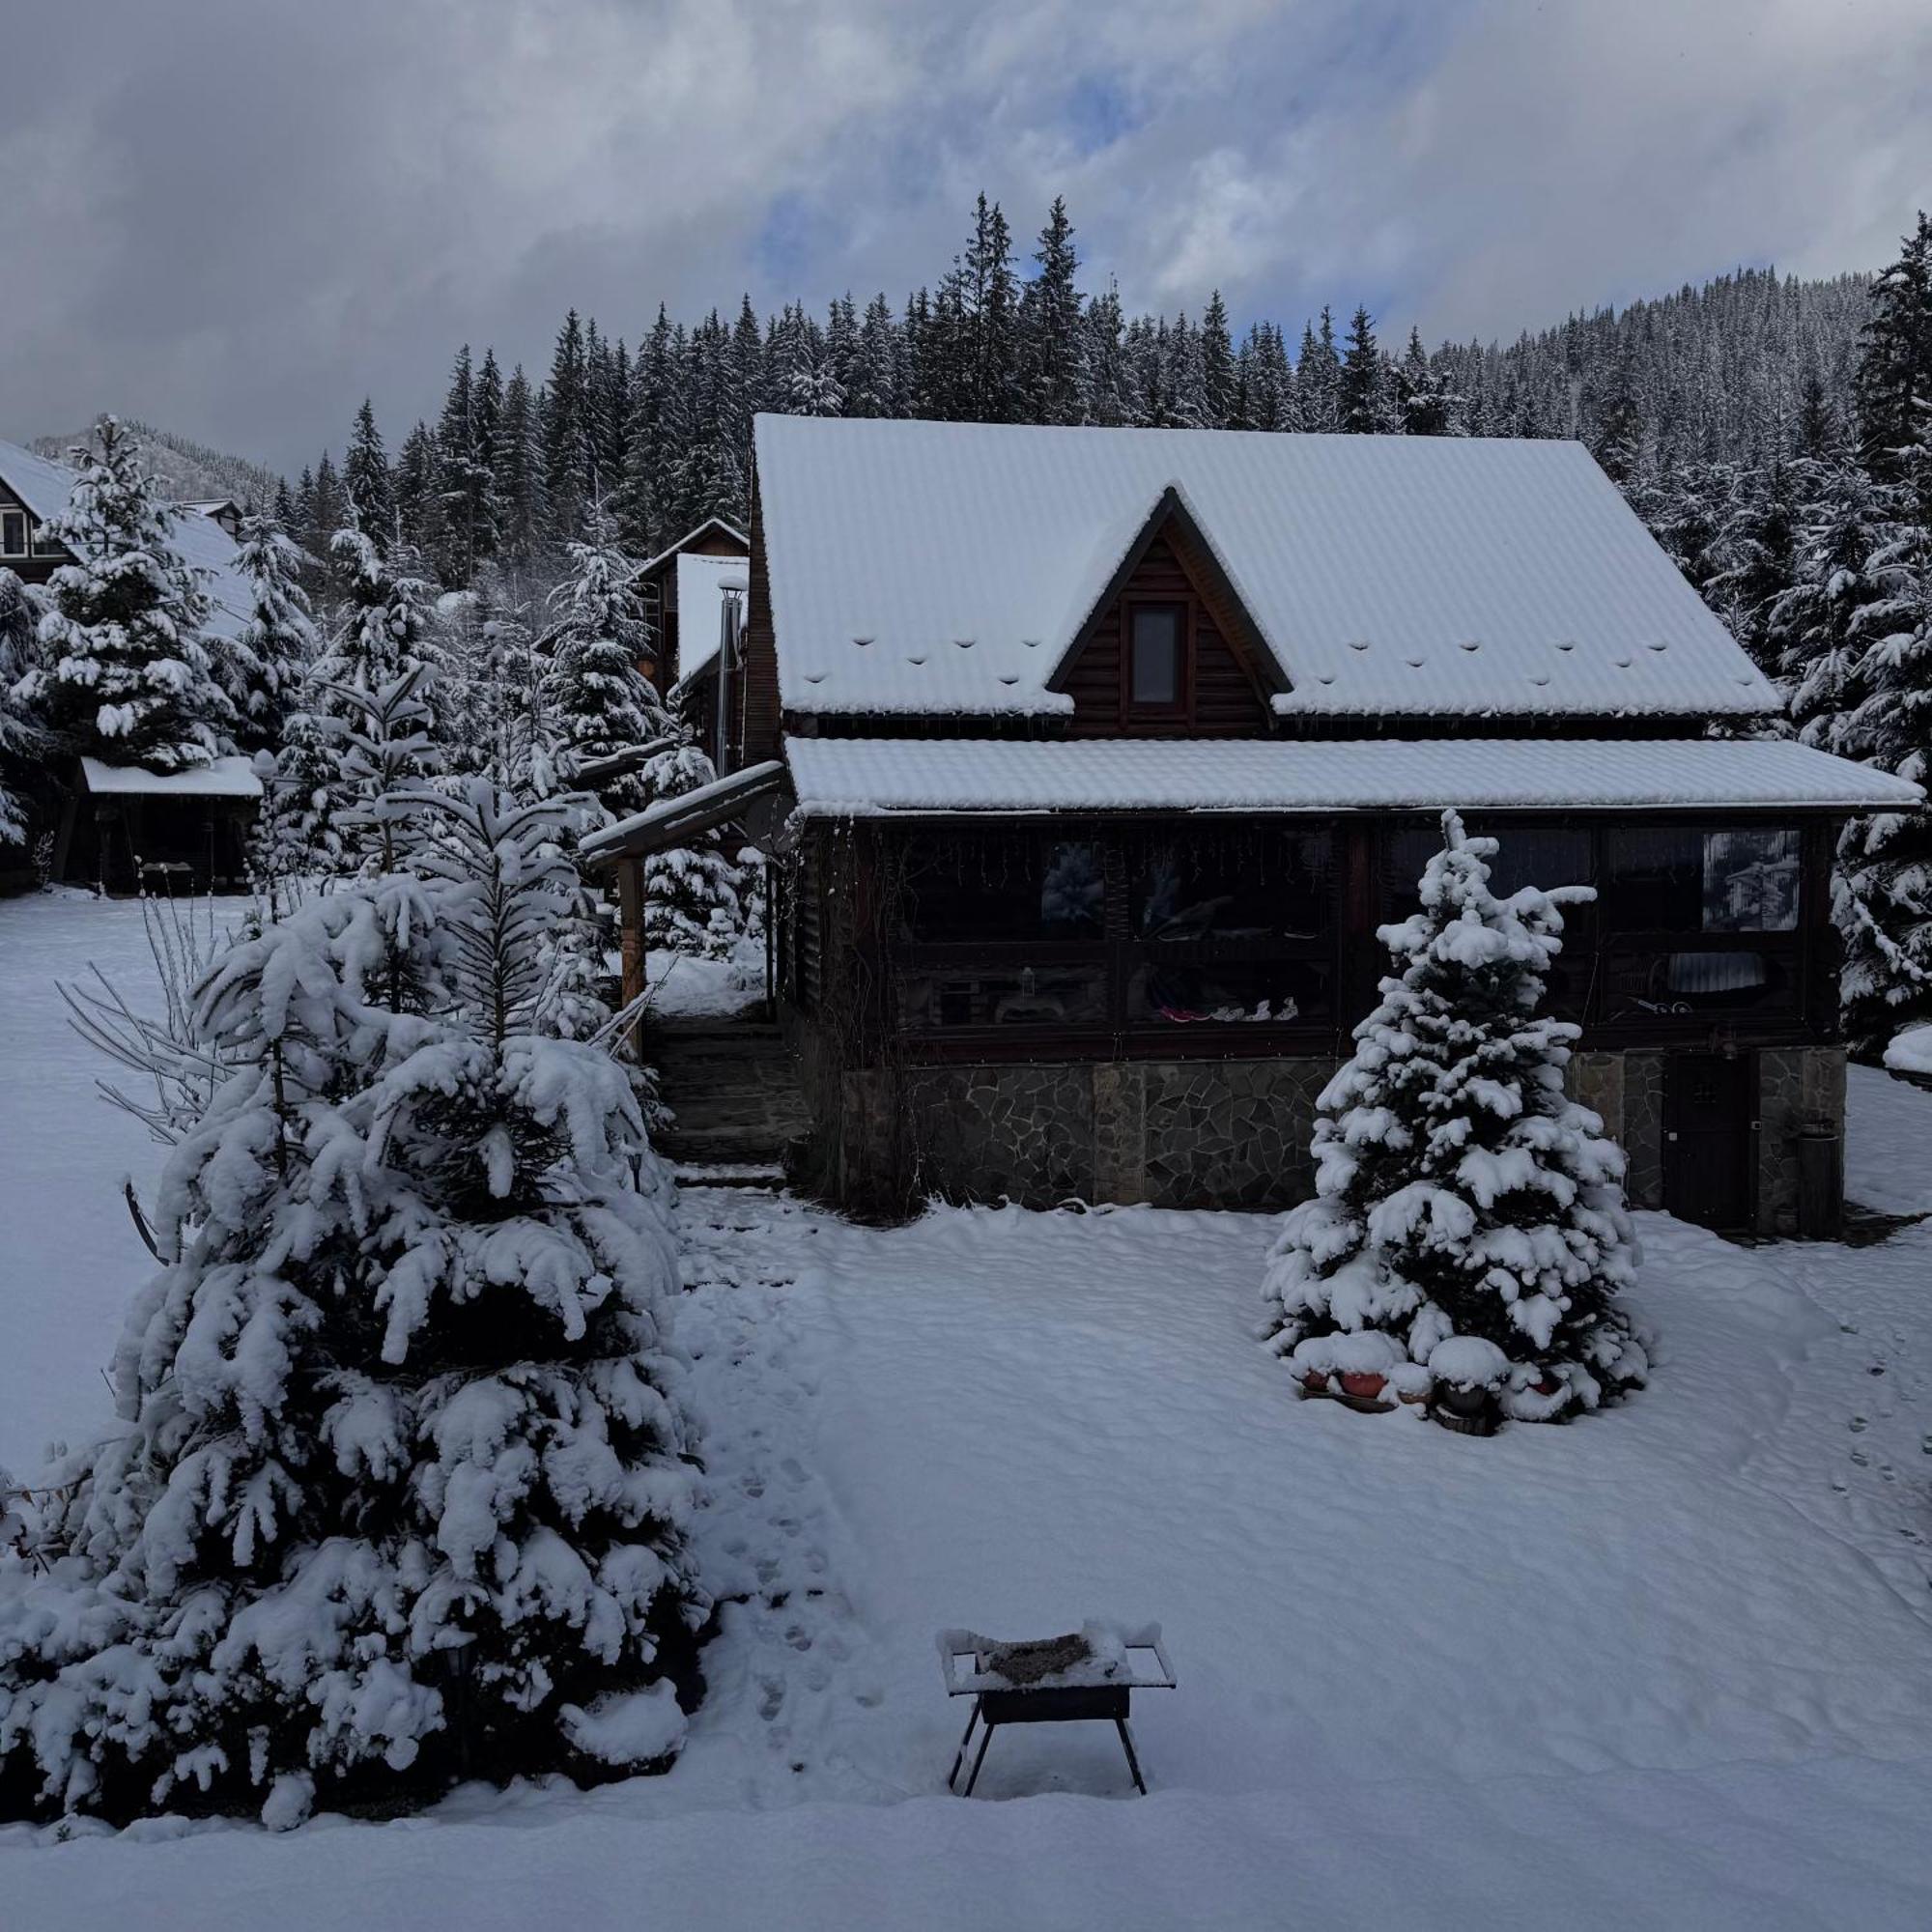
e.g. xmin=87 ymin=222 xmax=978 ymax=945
xmin=6 ymin=0 xmax=1929 ymax=474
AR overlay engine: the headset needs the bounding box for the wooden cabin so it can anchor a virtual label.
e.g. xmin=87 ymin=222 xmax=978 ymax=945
xmin=602 ymin=415 xmax=1921 ymax=1236
xmin=633 ymin=516 xmax=749 ymax=691
xmin=58 ymin=756 xmax=262 ymax=895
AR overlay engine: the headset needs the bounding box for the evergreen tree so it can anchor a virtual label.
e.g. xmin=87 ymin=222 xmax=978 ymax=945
xmin=1023 ymin=198 xmax=1087 ymax=426
xmin=536 ymin=518 xmax=663 ymax=819
xmin=1337 ymin=305 xmax=1388 ymax=433
xmin=1298 ymin=309 xmax=1342 ymax=432
xmin=958 ymin=194 xmax=1022 ymax=423
xmin=544 ymin=310 xmax=595 ymax=545
xmin=1830 ymin=518 xmax=1932 ymax=1054
xmin=18 ymin=418 xmax=232 ymax=773
xmin=1854 ymin=212 xmax=1932 ymax=488
xmin=1083 ymin=281 xmax=1130 ymax=426
xmin=495 ymin=365 xmax=548 ymax=566
xmin=343 ymin=399 xmax=394 ymax=548
xmin=0 ymin=568 xmax=46 ymax=847
xmin=391 ymin=421 xmax=441 ymax=565
xmin=226 ymin=515 xmax=319 ymax=753
xmin=1263 ymin=812 xmax=1644 ymax=1419
xmin=1200 ymin=291 xmax=1237 ymax=429
xmin=1771 ymin=463 xmax=1897 ymax=745
xmin=435 ymin=344 xmax=499 ymax=584
xmin=1709 ymin=461 xmax=1799 ymax=670
xmin=849 ymin=294 xmax=899 ymax=419
xmin=0 ymin=781 xmax=703 ymax=1827
xmin=1397 ymin=327 xmax=1461 ymax=436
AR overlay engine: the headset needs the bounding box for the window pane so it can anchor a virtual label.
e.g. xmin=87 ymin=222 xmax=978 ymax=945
xmin=901 ymin=964 xmax=1109 ymax=1031
xmin=1128 ymin=957 xmax=1332 ymax=1025
xmin=1604 ymin=947 xmax=1797 ymax=1019
xmin=1135 ymin=828 xmax=1331 ymax=941
xmin=0 ymin=511 xmax=24 ymax=556
xmin=1382 ymin=824 xmax=1589 ymax=916
xmin=1704 ymin=829 xmax=1800 ymax=932
xmin=1130 ymin=606 xmax=1180 ymax=705
xmin=1605 ymin=827 xmax=1800 ymax=933
xmin=899 ymin=835 xmax=1103 ymax=942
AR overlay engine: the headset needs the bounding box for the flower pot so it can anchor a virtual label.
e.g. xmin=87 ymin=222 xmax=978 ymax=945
xmin=1299 ymin=1370 xmax=1331 ymax=1398
xmin=1436 ymin=1382 xmax=1492 ymax=1420
xmin=1338 ymin=1371 xmax=1387 ymax=1402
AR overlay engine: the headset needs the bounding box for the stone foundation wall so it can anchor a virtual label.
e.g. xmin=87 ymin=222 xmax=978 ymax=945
xmin=1756 ymin=1044 xmax=1846 ymax=1236
xmin=799 ymin=1037 xmax=1847 ymax=1232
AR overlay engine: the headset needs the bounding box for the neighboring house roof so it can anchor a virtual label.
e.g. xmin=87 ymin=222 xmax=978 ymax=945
xmin=669 ymin=552 xmax=750 ymax=692
xmin=0 ymin=437 xmax=252 ymax=643
xmin=783 ymin=735 xmax=1919 ymax=819
xmin=80 ymin=754 xmax=263 ymax=799
xmin=637 ymin=515 xmax=750 ymax=581
xmin=753 ymin=415 xmax=1780 ymax=722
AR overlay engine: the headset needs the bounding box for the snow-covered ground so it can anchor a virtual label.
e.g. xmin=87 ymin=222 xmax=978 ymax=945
xmin=6 ymin=889 xmax=1932 ymax=1928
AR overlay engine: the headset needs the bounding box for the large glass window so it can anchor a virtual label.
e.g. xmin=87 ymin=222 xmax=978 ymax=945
xmin=0 ymin=509 xmax=26 ymax=557
xmin=1134 ymin=828 xmax=1330 ymax=942
xmin=1600 ymin=827 xmax=1802 ymax=1020
xmin=1383 ymin=823 xmax=1592 ymax=914
xmin=898 ymin=835 xmax=1103 ymax=944
xmin=1129 ymin=605 xmax=1182 ymax=708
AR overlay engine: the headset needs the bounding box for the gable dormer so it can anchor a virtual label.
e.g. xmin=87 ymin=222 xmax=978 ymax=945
xmin=1049 ymin=486 xmax=1282 ymax=737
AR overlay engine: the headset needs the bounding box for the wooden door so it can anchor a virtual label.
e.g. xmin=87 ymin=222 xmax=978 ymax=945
xmin=1663 ymin=1054 xmax=1755 ymax=1232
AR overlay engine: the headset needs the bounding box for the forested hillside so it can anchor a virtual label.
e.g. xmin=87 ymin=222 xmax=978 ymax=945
xmin=30 ymin=417 xmax=282 ymax=513
xmin=273 ymin=196 xmax=1878 ymax=591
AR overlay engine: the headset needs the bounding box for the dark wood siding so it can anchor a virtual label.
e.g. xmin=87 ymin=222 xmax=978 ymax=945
xmin=0 ymin=477 xmax=66 ymax=586
xmin=1064 ymin=536 xmax=1270 ymax=737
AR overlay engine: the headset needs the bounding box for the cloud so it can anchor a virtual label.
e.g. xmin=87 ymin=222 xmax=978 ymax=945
xmin=3 ymin=0 xmax=1926 ymax=472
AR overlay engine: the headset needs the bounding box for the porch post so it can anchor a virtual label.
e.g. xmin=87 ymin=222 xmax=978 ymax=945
xmin=617 ymin=856 xmax=645 ymax=1050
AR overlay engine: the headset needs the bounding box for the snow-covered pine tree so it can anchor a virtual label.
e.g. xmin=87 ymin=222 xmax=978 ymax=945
xmin=1263 ymin=811 xmax=1645 ymax=1421
xmin=343 ymin=399 xmax=395 ymax=549
xmin=0 ymin=780 xmax=703 ymax=1828
xmin=225 ymin=515 xmax=319 ymax=753
xmin=1337 ymin=306 xmax=1387 ymax=433
xmin=16 ymin=417 xmax=233 ymax=774
xmin=1830 ymin=509 xmax=1932 ymax=1056
xmin=1771 ymin=463 xmax=1901 ymax=747
xmin=536 ymin=519 xmax=663 ymax=816
xmin=1854 ymin=212 xmax=1932 ymax=489
xmin=0 ymin=567 xmax=46 ymax=848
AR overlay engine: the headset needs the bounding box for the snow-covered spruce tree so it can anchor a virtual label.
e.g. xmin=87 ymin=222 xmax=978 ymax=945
xmin=1262 ymin=812 xmax=1645 ymax=1422
xmin=1832 ymin=522 xmax=1932 ymax=1056
xmin=535 ymin=519 xmax=663 ymax=818
xmin=0 ymin=780 xmax=704 ymax=1829
xmin=16 ymin=417 xmax=232 ymax=773
xmin=0 ymin=566 xmax=47 ymax=849
xmin=224 ymin=516 xmax=318 ymax=754
xmin=640 ymin=743 xmax=750 ymax=960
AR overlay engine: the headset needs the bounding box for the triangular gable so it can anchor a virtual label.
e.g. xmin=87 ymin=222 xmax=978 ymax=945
xmin=1048 ymin=483 xmax=1286 ymax=708
xmin=636 ymin=515 xmax=751 ymax=582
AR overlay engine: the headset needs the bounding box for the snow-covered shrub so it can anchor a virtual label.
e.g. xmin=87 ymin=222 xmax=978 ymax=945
xmin=0 ymin=780 xmax=704 ymax=1828
xmin=1263 ymin=810 xmax=1647 ymax=1420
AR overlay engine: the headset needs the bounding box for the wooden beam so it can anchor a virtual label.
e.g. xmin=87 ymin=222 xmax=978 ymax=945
xmin=617 ymin=856 xmax=645 ymax=1052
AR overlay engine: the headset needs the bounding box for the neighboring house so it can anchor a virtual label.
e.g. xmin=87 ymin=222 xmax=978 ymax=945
xmin=668 ymin=551 xmax=749 ymax=771
xmin=1 ymin=438 xmax=262 ymax=892
xmin=633 ymin=516 xmax=749 ymax=690
xmin=600 ymin=415 xmax=1923 ymax=1235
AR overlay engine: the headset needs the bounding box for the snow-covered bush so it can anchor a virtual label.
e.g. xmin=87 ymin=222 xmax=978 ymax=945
xmin=0 ymin=780 xmax=704 ymax=1828
xmin=1263 ymin=810 xmax=1647 ymax=1421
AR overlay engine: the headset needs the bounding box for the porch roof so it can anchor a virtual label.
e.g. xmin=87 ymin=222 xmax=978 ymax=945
xmin=80 ymin=754 xmax=263 ymax=799
xmin=783 ymin=735 xmax=1922 ymax=820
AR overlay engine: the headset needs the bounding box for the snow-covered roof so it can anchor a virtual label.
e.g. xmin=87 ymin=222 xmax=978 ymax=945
xmin=753 ymin=415 xmax=1780 ymax=722
xmin=0 ymin=437 xmax=252 ymax=643
xmin=581 ymin=759 xmax=787 ymax=861
xmin=670 ymin=551 xmax=748 ymax=691
xmin=784 ymin=735 xmax=1920 ymax=818
xmin=80 ymin=754 xmax=263 ymax=799
xmin=637 ymin=516 xmax=750 ymax=581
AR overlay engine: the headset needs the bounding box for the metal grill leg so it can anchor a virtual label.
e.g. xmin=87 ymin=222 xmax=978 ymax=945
xmin=1115 ymin=1717 xmax=1147 ymax=1795
xmin=963 ymin=1719 xmax=997 ymax=1797
xmin=947 ymin=1702 xmax=980 ymax=1792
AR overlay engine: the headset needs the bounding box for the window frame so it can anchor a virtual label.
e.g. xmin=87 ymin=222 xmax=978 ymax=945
xmin=1122 ymin=596 xmax=1190 ymax=719
xmin=0 ymin=507 xmax=27 ymax=558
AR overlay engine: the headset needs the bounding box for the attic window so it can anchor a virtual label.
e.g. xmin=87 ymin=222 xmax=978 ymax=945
xmin=1129 ymin=603 xmax=1183 ymax=709
xmin=0 ymin=510 xmax=25 ymax=557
